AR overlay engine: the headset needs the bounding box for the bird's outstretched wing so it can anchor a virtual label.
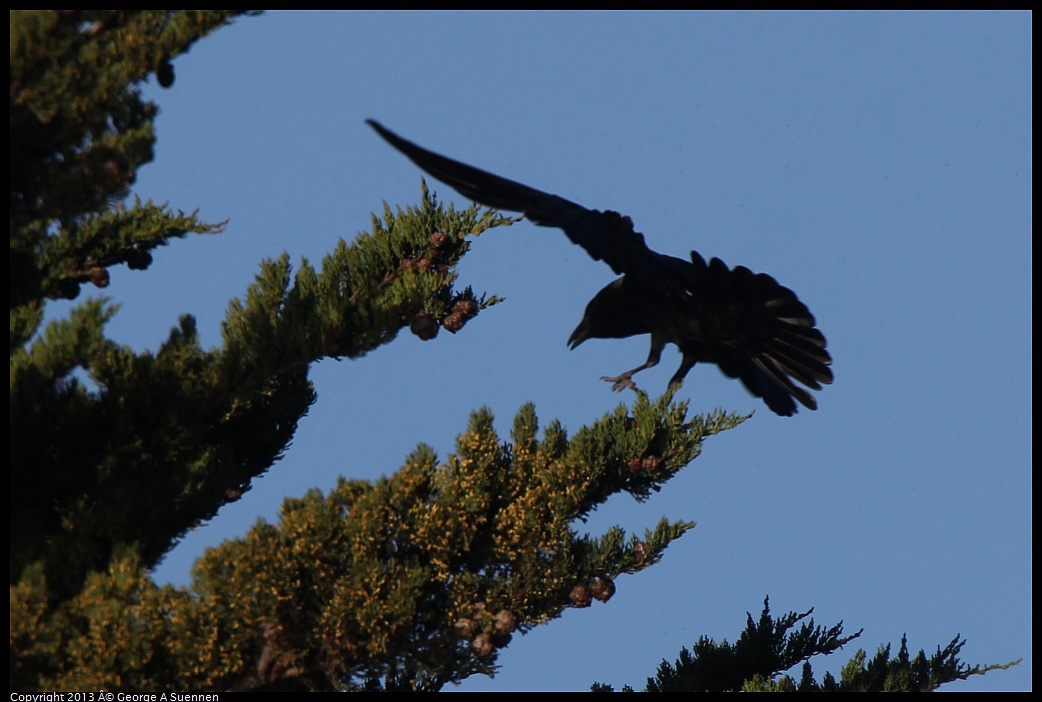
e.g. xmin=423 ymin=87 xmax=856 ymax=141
xmin=367 ymin=119 xmax=671 ymax=288
xmin=684 ymin=251 xmax=832 ymax=415
xmin=368 ymin=120 xmax=832 ymax=415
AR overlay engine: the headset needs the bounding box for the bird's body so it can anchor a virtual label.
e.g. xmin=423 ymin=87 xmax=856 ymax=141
xmin=368 ymin=120 xmax=832 ymax=416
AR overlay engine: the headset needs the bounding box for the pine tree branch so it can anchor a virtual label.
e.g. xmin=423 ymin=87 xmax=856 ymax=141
xmin=12 ymin=397 xmax=741 ymax=690
xmin=592 ymin=597 xmax=1019 ymax=692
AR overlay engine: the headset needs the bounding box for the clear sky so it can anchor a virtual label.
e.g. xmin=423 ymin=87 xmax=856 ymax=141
xmin=65 ymin=11 xmax=1030 ymax=691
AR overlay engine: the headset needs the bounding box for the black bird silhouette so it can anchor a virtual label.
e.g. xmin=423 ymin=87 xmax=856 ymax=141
xmin=368 ymin=120 xmax=832 ymax=416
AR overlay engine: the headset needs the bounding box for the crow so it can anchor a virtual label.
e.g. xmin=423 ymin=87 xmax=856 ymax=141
xmin=368 ymin=120 xmax=832 ymax=416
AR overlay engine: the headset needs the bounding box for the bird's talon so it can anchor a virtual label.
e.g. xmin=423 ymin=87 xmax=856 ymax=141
xmin=602 ymin=376 xmax=637 ymax=392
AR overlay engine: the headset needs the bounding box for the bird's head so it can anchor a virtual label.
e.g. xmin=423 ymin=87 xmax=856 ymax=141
xmin=567 ymin=276 xmax=653 ymax=349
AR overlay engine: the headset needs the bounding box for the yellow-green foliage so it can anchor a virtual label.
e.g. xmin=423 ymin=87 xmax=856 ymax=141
xmin=11 ymin=396 xmax=745 ymax=691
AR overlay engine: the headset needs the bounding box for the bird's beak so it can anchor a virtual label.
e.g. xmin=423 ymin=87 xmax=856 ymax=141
xmin=567 ymin=320 xmax=589 ymax=350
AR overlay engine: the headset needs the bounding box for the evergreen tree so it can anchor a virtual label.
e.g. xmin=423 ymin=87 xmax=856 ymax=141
xmin=9 ymin=11 xmax=1017 ymax=692
xmin=591 ymin=598 xmax=1019 ymax=692
xmin=10 ymin=11 xmax=744 ymax=690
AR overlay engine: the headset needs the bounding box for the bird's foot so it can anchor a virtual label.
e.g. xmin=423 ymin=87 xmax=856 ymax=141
xmin=602 ymin=375 xmax=638 ymax=392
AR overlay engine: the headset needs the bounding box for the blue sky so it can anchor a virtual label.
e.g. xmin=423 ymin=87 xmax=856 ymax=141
xmin=69 ymin=11 xmax=1030 ymax=691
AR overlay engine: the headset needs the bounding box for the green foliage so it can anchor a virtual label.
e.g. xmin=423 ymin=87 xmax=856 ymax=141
xmin=9 ymin=11 xmax=514 ymax=604
xmin=194 ymin=395 xmax=737 ymax=691
xmin=11 ymin=7 xmax=247 ymax=599
xmin=822 ymin=635 xmax=1021 ymax=693
xmin=11 ymin=398 xmax=743 ymax=691
xmin=642 ymin=597 xmax=857 ymax=692
xmin=10 ymin=10 xmax=744 ymax=692
xmin=10 ymin=11 xmax=249 ymax=318
xmin=10 ymin=178 xmax=513 ymax=606
xmin=591 ymin=598 xmax=1020 ymax=692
